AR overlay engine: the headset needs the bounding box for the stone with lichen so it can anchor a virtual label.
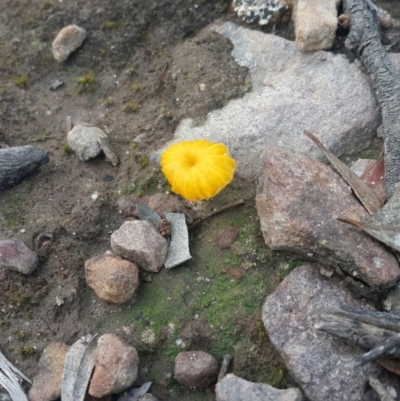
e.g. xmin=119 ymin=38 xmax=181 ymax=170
xmin=232 ymin=0 xmax=292 ymax=26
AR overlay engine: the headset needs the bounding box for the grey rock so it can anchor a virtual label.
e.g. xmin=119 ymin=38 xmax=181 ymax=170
xmin=255 ymin=147 xmax=400 ymax=289
xmin=0 ymin=238 xmax=39 ymax=274
xmin=0 ymin=145 xmax=49 ymax=189
xmin=67 ymin=125 xmax=102 ymax=162
xmin=85 ymin=253 xmax=139 ymax=304
xmin=216 ymin=374 xmax=301 ymax=401
xmin=262 ymin=264 xmax=400 ymax=401
xmin=89 ymin=334 xmax=139 ymax=398
xmin=110 ymin=220 xmax=168 ymax=273
xmin=137 ymin=203 xmax=162 ymax=228
xmin=164 ymin=212 xmax=191 ymax=269
xmin=0 ymin=394 xmax=11 ymax=401
xmin=52 ymin=25 xmax=86 ymax=63
xmin=174 ymin=351 xmax=218 ymax=389
xmin=153 ymin=22 xmax=380 ymax=180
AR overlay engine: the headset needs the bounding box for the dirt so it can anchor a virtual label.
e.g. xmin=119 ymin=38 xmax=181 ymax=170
xmin=0 ymin=1 xmax=400 ymax=400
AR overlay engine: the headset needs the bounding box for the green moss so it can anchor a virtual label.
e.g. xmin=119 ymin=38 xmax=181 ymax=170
xmin=131 ymin=83 xmax=140 ymax=92
xmin=126 ymin=67 xmax=135 ymax=76
xmin=120 ymin=183 xmax=136 ymax=195
xmin=6 ymin=284 xmax=30 ymax=308
xmin=105 ymin=21 xmax=116 ymax=30
xmin=19 ymin=344 xmax=36 ymax=358
xmin=62 ymin=143 xmax=72 ymax=154
xmin=136 ymin=172 xmax=169 ymax=196
xmin=75 ymin=70 xmax=95 ymax=93
xmin=13 ymin=75 xmax=27 ymax=87
xmin=141 ymin=154 xmax=148 ymax=168
xmin=130 ymin=142 xmax=138 ymax=149
xmin=100 ymin=49 xmax=107 ymax=56
xmin=103 ymin=98 xmax=114 ymax=107
xmin=122 ymin=102 xmax=140 ymax=113
xmin=160 ymin=101 xmax=172 ymax=118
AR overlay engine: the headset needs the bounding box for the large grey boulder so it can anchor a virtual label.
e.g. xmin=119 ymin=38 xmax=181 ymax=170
xmin=262 ymin=264 xmax=400 ymax=401
xmin=154 ymin=22 xmax=380 ymax=179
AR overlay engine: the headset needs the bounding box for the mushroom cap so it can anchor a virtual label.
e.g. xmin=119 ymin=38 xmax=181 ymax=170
xmin=161 ymin=140 xmax=236 ymax=201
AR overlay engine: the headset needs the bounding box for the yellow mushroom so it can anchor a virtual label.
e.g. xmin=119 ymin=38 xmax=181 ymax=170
xmin=161 ymin=139 xmax=236 ymax=201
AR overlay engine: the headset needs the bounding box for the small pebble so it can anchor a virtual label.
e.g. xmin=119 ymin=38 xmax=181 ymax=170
xmin=103 ymin=174 xmax=114 ymax=182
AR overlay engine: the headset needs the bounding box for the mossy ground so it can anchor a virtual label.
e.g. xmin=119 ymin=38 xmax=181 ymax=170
xmin=85 ymin=177 xmax=301 ymax=399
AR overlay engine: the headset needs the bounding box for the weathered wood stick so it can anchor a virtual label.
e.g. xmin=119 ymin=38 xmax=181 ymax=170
xmin=188 ymin=199 xmax=245 ymax=231
xmin=343 ymin=0 xmax=400 ymax=198
xmin=369 ymin=374 xmax=396 ymax=401
xmin=356 ymin=335 xmax=400 ymax=366
xmin=338 ymin=305 xmax=400 ymax=333
xmin=315 ymin=313 xmax=400 ymax=358
xmin=0 ymin=146 xmax=49 ymax=189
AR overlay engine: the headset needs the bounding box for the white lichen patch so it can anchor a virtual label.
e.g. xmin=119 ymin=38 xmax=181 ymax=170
xmin=232 ymin=0 xmax=291 ymax=25
xmin=141 ymin=329 xmax=156 ymax=345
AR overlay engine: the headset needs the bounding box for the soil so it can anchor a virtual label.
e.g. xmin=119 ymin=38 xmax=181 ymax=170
xmin=0 ymin=1 xmax=400 ymax=400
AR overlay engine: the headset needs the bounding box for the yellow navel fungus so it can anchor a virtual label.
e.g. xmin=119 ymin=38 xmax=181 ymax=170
xmin=161 ymin=139 xmax=236 ymax=201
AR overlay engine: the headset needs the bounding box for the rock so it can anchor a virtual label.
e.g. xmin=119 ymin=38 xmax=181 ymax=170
xmin=217 ymin=227 xmax=239 ymax=250
xmin=67 ymin=125 xmax=103 ymax=162
xmin=0 ymin=238 xmax=39 ymax=274
xmin=262 ymin=264 xmax=400 ymax=401
xmin=174 ymin=351 xmax=218 ymax=388
xmin=28 ymin=342 xmax=69 ymax=401
xmin=52 ymin=25 xmax=86 ymax=63
xmin=89 ymin=334 xmax=139 ymax=398
xmin=294 ymin=0 xmax=340 ymax=51
xmin=85 ymin=253 xmax=139 ymax=304
xmin=153 ymin=22 xmax=380 ymax=180
xmin=216 ymin=373 xmax=301 ymax=401
xmin=0 ymin=145 xmax=49 ymax=189
xmin=110 ymin=220 xmax=168 ymax=273
xmin=255 ymin=147 xmax=400 ymax=289
xmin=231 ymin=0 xmax=292 ymax=26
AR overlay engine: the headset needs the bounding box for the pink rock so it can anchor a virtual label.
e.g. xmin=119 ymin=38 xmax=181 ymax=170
xmin=110 ymin=220 xmax=168 ymax=273
xmin=174 ymin=351 xmax=218 ymax=388
xmin=85 ymin=253 xmax=139 ymax=304
xmin=28 ymin=342 xmax=69 ymax=401
xmin=89 ymin=334 xmax=139 ymax=398
xmin=255 ymin=147 xmax=400 ymax=289
xmin=0 ymin=238 xmax=38 ymax=274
